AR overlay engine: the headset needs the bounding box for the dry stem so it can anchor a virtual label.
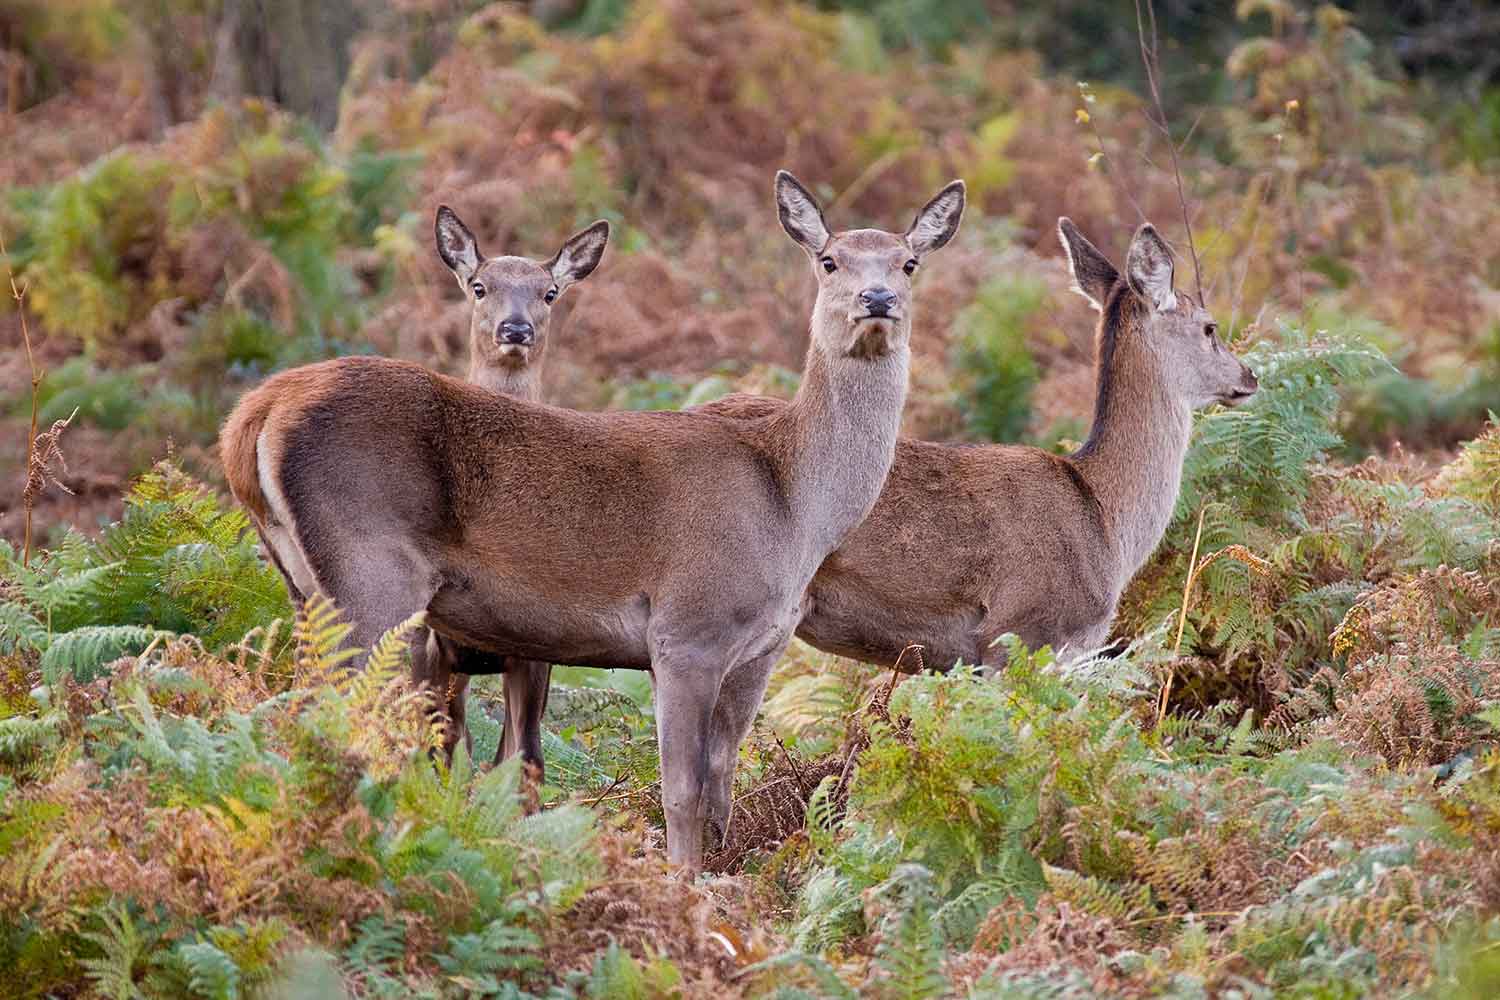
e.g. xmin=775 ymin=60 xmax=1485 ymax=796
xmin=1157 ymin=504 xmax=1208 ymax=727
xmin=1 ymin=224 xmax=48 ymax=567
xmin=1135 ymin=0 xmax=1204 ymax=303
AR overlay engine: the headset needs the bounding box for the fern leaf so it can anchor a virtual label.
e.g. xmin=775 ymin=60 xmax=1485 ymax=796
xmin=0 ymin=600 xmax=48 ymax=654
xmin=0 ymin=711 xmax=63 ymax=763
xmin=346 ymin=609 xmax=425 ymax=702
xmin=78 ymin=903 xmax=148 ymax=1000
xmin=1041 ymin=864 xmax=1152 ymax=922
xmin=40 ymin=624 xmax=161 ymax=683
xmin=174 ymin=940 xmax=242 ymax=1000
xmin=294 ymin=593 xmax=357 ymax=681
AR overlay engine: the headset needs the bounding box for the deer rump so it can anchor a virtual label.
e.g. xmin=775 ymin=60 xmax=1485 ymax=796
xmin=230 ymin=355 xmax=804 ymax=672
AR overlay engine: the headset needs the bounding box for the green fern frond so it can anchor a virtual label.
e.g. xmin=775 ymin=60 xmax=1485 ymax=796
xmin=39 ymin=624 xmax=162 ymax=684
xmin=578 ymin=940 xmax=684 ymax=1000
xmin=173 ymin=939 xmax=241 ymax=1000
xmin=78 ymin=903 xmax=149 ymax=1000
xmin=0 ymin=711 xmax=63 ymax=764
xmin=868 ymin=865 xmax=948 ymax=1000
xmin=0 ymin=600 xmax=48 ymax=655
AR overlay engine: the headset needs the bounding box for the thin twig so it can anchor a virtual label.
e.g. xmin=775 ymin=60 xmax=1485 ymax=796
xmin=586 ymin=778 xmax=659 ymax=806
xmin=1134 ymin=0 xmax=1204 ymax=302
xmin=585 ymin=772 xmax=629 ymax=809
xmin=774 ymin=736 xmax=810 ymax=798
xmin=1157 ymin=505 xmax=1207 ymax=728
xmin=1 ymin=224 xmax=43 ymax=566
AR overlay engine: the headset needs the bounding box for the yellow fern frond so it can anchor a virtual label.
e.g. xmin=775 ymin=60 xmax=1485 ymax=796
xmin=294 ymin=592 xmax=356 ymax=685
xmin=349 ymin=610 xmax=427 ymax=705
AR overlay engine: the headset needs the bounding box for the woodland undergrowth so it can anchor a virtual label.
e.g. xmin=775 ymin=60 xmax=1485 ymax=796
xmin=3 ymin=332 xmax=1499 ymax=997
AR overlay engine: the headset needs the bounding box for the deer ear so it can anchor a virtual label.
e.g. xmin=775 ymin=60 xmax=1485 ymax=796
xmin=435 ymin=205 xmax=482 ymax=286
xmin=548 ymin=220 xmax=610 ymax=294
xmin=1125 ymin=223 xmax=1177 ymax=312
xmin=1057 ymin=217 xmax=1118 ymax=312
xmin=905 ymin=180 xmax=965 ymax=258
xmin=775 ymin=170 xmax=831 ymax=256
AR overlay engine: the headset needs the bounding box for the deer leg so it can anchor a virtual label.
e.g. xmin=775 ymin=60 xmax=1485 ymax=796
xmin=449 ymin=670 xmax=472 ymax=759
xmin=410 ymin=628 xmax=461 ymax=758
xmin=651 ymin=653 xmax=724 ymax=871
xmin=702 ymin=650 xmax=778 ymax=854
xmin=317 ymin=544 xmax=440 ymax=683
xmin=1054 ymin=623 xmax=1112 ymax=665
xmin=500 ymin=659 xmax=552 ymax=779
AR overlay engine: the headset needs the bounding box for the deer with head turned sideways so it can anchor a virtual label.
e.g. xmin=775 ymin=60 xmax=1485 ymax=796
xmin=455 ymin=218 xmax=1259 ymax=777
xmin=408 ymin=206 xmax=609 ymax=771
xmin=217 ymin=170 xmax=965 ymax=869
xmin=693 ymin=218 xmax=1259 ymax=666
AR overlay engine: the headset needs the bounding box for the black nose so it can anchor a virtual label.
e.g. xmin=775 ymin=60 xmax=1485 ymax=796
xmin=859 ymin=287 xmax=897 ymax=316
xmin=1243 ymin=367 xmax=1259 ymax=391
xmin=498 ymin=320 xmax=534 ymax=345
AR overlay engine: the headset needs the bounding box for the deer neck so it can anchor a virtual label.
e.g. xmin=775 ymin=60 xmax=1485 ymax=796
xmin=1072 ymin=325 xmax=1193 ymax=580
xmin=467 ymin=348 xmax=543 ymax=401
xmin=767 ymin=326 xmax=909 ymax=557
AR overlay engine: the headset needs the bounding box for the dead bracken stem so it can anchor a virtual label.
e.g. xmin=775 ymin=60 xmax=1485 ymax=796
xmin=1158 ymin=507 xmax=1276 ymax=729
xmin=1157 ymin=505 xmax=1208 ymax=728
xmin=1 ymin=223 xmax=59 ymax=568
xmin=1135 ymin=0 xmax=1204 ymax=304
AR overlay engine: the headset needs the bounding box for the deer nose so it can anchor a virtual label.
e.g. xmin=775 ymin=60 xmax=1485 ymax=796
xmin=859 ymin=287 xmax=897 ymax=316
xmin=1242 ymin=366 xmax=1259 ymax=391
xmin=498 ymin=320 xmax=534 ymax=345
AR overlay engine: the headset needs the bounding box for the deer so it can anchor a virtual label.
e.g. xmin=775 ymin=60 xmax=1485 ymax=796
xmin=470 ymin=218 xmax=1259 ymax=776
xmin=695 ymin=218 xmax=1259 ymax=666
xmin=218 ymin=170 xmax=966 ymax=868
xmin=410 ymin=205 xmax=609 ymax=772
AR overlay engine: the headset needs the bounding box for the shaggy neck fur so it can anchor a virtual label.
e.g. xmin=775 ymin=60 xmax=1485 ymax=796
xmin=1072 ymin=286 xmax=1194 ymax=578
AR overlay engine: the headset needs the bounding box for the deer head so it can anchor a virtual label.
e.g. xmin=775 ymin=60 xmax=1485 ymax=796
xmin=435 ymin=206 xmax=609 ymax=386
xmin=775 ymin=171 xmax=964 ymax=361
xmin=1059 ymin=218 xmax=1257 ymax=410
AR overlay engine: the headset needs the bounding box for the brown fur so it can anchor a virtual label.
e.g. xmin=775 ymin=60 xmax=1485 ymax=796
xmin=419 ymin=207 xmax=609 ymax=774
xmin=218 ymin=381 xmax=278 ymax=526
xmin=689 ymin=219 xmax=1259 ymax=668
xmin=217 ymin=173 xmax=965 ymax=869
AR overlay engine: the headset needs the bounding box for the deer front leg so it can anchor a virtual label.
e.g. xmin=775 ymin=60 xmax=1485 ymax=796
xmin=652 ymin=653 xmax=724 ymax=871
xmin=702 ymin=651 xmax=779 ymax=854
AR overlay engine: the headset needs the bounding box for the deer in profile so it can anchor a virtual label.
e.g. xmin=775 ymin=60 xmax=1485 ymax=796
xmin=412 ymin=206 xmax=609 ymax=771
xmin=449 ymin=218 xmax=1258 ymax=782
xmin=700 ymin=218 xmax=1259 ymax=664
xmin=218 ymin=170 xmax=965 ymax=868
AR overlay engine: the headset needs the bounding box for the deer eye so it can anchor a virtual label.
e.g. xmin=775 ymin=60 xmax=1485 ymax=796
xmin=903 ymin=258 xmax=918 ymax=275
xmin=820 ymin=256 xmax=837 ymax=274
xmin=471 ymin=282 xmax=486 ymax=299
xmin=544 ymin=287 xmax=558 ymax=304
xmin=1204 ymin=322 xmax=1218 ymax=339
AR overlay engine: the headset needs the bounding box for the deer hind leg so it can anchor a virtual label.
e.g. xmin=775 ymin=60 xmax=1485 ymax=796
xmin=411 ymin=631 xmax=476 ymax=761
xmin=702 ymin=649 xmax=779 ymax=856
xmin=500 ymin=659 xmax=552 ymax=779
xmin=301 ymin=536 xmax=442 ymax=676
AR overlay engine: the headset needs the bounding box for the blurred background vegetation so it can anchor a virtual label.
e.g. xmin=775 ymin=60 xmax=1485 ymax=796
xmin=3 ymin=0 xmax=1499 ymax=539
xmin=5 ymin=2 xmax=1500 ymax=996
